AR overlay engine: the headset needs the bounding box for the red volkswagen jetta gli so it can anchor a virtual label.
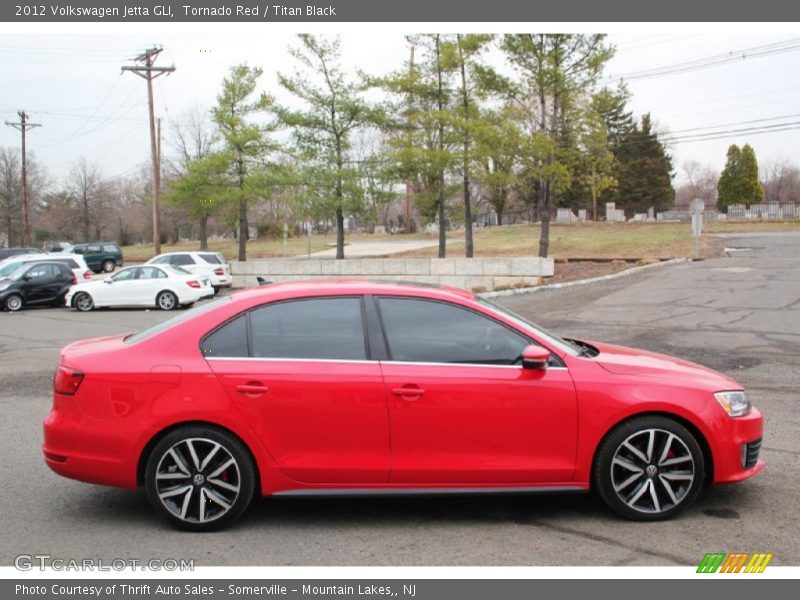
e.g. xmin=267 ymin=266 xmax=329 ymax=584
xmin=43 ymin=280 xmax=764 ymax=530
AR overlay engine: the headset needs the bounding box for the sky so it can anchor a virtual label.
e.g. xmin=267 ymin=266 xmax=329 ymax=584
xmin=1 ymin=29 xmax=798 ymax=187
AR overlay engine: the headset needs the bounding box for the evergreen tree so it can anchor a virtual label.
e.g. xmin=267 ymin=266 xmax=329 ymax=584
xmin=212 ymin=64 xmax=278 ymax=261
xmin=277 ymin=35 xmax=373 ymax=260
xmin=612 ymin=114 xmax=674 ymax=214
xmin=717 ymin=144 xmax=765 ymax=210
xmin=502 ymin=34 xmax=613 ymax=257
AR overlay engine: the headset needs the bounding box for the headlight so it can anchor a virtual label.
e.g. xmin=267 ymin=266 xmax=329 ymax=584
xmin=714 ymin=391 xmax=751 ymax=417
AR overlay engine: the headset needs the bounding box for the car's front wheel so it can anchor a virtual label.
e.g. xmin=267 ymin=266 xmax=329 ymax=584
xmin=156 ymin=291 xmax=178 ymax=311
xmin=73 ymin=292 xmax=94 ymax=312
xmin=144 ymin=426 xmax=256 ymax=531
xmin=593 ymin=416 xmax=704 ymax=521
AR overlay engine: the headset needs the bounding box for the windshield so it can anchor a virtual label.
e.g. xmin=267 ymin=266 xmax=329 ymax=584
xmin=477 ymin=298 xmax=582 ymax=357
xmin=125 ymin=296 xmax=231 ymax=344
xmin=0 ymin=262 xmax=26 ymax=279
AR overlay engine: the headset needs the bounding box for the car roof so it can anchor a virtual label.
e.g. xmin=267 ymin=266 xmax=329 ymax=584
xmin=230 ymin=279 xmax=476 ymax=303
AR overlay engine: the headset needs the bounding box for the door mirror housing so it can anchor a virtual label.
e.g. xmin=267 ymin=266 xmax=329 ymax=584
xmin=104 ymin=278 xmax=113 ymax=284
xmin=521 ymin=344 xmax=550 ymax=370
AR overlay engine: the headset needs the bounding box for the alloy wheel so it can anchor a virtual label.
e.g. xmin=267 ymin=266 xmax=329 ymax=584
xmin=610 ymin=428 xmax=695 ymax=515
xmin=5 ymin=294 xmax=22 ymax=311
xmin=154 ymin=437 xmax=242 ymax=524
xmin=75 ymin=293 xmax=94 ymax=312
xmin=158 ymin=291 xmax=177 ymax=310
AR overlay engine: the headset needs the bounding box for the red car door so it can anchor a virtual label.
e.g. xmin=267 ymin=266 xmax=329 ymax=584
xmin=375 ymin=296 xmax=578 ymax=484
xmin=204 ymin=296 xmax=390 ymax=484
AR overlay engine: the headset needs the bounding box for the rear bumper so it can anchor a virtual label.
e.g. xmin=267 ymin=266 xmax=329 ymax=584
xmin=42 ymin=397 xmax=138 ymax=489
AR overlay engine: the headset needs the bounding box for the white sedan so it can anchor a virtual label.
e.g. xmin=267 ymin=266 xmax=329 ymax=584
xmin=65 ymin=265 xmax=214 ymax=312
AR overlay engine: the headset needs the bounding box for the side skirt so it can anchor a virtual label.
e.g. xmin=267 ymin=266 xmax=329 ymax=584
xmin=272 ymin=486 xmax=587 ymax=498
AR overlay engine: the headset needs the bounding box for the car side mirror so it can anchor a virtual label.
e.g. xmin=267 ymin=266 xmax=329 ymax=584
xmin=521 ymin=344 xmax=550 ymax=370
xmin=104 ymin=278 xmax=113 ymax=284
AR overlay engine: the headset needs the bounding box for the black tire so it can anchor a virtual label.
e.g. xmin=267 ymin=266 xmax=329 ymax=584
xmin=4 ymin=294 xmax=23 ymax=312
xmin=144 ymin=426 xmax=256 ymax=532
xmin=156 ymin=290 xmax=178 ymax=311
xmin=73 ymin=292 xmax=94 ymax=312
xmin=101 ymin=260 xmax=115 ymax=273
xmin=593 ymin=415 xmax=704 ymax=521
xmin=212 ymin=286 xmax=220 ymax=295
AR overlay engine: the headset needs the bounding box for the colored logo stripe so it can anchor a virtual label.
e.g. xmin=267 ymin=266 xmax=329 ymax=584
xmin=697 ymin=552 xmax=772 ymax=573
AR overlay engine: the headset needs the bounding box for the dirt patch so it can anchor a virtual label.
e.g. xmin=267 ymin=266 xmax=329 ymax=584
xmin=549 ymin=260 xmax=634 ymax=284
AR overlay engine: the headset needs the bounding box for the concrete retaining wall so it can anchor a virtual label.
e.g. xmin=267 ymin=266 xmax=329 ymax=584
xmin=231 ymin=257 xmax=554 ymax=292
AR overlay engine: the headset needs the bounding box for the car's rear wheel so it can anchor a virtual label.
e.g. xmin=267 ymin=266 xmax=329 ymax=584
xmin=4 ymin=294 xmax=23 ymax=312
xmin=144 ymin=426 xmax=256 ymax=531
xmin=73 ymin=292 xmax=94 ymax=312
xmin=101 ymin=260 xmax=115 ymax=273
xmin=593 ymin=416 xmax=704 ymax=521
xmin=157 ymin=291 xmax=178 ymax=311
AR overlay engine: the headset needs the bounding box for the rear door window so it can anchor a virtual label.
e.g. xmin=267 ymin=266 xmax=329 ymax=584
xmin=250 ymin=297 xmax=367 ymax=360
xmin=199 ymin=253 xmax=222 ymax=264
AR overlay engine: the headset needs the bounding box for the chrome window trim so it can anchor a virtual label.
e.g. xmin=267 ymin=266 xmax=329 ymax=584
xmin=204 ymin=356 xmax=567 ymax=370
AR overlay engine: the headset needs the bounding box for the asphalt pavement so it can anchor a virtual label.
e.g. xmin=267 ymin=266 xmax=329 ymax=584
xmin=0 ymin=231 xmax=797 ymax=566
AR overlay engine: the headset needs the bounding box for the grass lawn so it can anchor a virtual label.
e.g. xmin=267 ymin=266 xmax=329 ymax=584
xmin=121 ymin=231 xmax=437 ymax=262
xmin=121 ymin=220 xmax=800 ymax=263
xmin=398 ymin=222 xmax=727 ymax=260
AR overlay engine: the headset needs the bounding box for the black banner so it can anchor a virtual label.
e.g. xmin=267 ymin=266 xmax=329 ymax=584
xmin=3 ymin=0 xmax=800 ymax=22
xmin=5 ymin=580 xmax=798 ymax=600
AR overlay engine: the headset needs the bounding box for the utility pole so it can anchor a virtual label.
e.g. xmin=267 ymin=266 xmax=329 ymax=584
xmin=122 ymin=46 xmax=175 ymax=255
xmin=5 ymin=111 xmax=41 ymax=247
xmin=404 ymin=46 xmax=415 ymax=234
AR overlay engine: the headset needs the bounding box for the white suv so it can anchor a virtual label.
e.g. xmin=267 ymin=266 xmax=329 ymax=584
xmin=146 ymin=251 xmax=232 ymax=293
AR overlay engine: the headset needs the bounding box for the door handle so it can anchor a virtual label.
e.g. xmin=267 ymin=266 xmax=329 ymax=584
xmin=236 ymin=383 xmax=270 ymax=396
xmin=392 ymin=386 xmax=425 ymax=399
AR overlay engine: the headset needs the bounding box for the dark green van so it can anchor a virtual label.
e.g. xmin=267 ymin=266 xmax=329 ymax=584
xmin=72 ymin=242 xmax=123 ymax=273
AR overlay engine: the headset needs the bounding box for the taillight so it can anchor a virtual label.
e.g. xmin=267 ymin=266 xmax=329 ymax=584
xmin=82 ymin=270 xmax=92 ymax=280
xmin=72 ymin=274 xmax=78 ymax=284
xmin=186 ymin=280 xmax=201 ymax=288
xmin=54 ymin=366 xmax=84 ymax=396
xmin=214 ymin=268 xmax=224 ymax=276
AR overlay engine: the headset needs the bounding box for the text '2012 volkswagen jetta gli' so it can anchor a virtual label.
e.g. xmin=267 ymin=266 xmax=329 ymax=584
xmin=43 ymin=281 xmax=764 ymax=530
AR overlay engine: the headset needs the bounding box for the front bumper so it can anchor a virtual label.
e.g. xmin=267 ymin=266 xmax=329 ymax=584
xmin=711 ymin=407 xmax=765 ymax=484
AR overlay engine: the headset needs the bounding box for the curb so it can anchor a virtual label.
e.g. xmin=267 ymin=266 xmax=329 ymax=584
xmin=478 ymin=258 xmax=689 ymax=299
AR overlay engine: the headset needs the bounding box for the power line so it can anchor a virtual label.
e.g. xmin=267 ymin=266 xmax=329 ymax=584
xmin=604 ymin=37 xmax=800 ymax=83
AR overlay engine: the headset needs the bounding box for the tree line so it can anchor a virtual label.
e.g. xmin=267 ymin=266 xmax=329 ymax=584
xmin=1 ymin=34 xmax=794 ymax=258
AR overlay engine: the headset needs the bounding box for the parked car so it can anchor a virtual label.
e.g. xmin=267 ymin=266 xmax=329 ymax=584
xmin=71 ymin=242 xmax=123 ymax=273
xmin=43 ymin=280 xmax=764 ymax=531
xmin=0 ymin=247 xmax=42 ymax=263
xmin=45 ymin=240 xmax=74 ymax=253
xmin=146 ymin=251 xmax=232 ymax=293
xmin=65 ymin=264 xmax=214 ymax=311
xmin=0 ymin=261 xmax=76 ymax=311
xmin=0 ymin=253 xmax=93 ymax=283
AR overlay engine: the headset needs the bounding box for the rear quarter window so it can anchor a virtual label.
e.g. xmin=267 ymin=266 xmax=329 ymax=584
xmin=199 ymin=253 xmax=222 ymax=264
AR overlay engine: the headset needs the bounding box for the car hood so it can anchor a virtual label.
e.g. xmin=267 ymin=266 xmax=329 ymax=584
xmin=588 ymin=340 xmax=742 ymax=390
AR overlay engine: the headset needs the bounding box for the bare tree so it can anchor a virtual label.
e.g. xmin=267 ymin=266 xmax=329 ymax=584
xmin=0 ymin=148 xmax=21 ymax=246
xmin=762 ymin=159 xmax=800 ymax=204
xmin=167 ymin=105 xmax=219 ymax=249
xmin=68 ymin=157 xmax=103 ymax=243
xmin=675 ymin=160 xmax=718 ymax=209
